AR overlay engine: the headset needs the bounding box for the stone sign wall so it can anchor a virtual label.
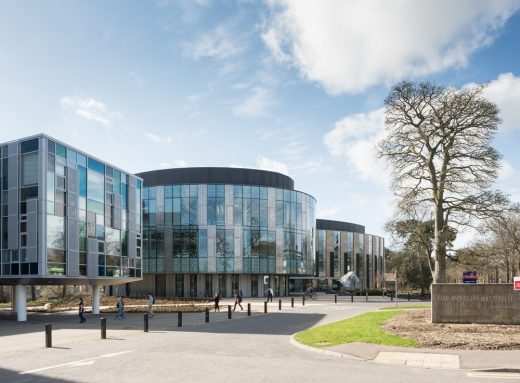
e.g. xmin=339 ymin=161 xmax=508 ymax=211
xmin=432 ymin=283 xmax=520 ymax=325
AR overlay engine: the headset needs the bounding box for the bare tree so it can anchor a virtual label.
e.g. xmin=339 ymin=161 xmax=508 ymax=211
xmin=378 ymin=81 xmax=509 ymax=282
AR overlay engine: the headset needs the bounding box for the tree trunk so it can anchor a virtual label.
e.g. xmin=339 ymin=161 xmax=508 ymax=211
xmin=416 ymin=250 xmax=426 ymax=294
xmin=433 ymin=206 xmax=446 ymax=283
xmin=506 ymin=257 xmax=510 ymax=283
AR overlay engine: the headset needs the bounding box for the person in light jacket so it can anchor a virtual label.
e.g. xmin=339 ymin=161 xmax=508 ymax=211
xmin=147 ymin=293 xmax=154 ymax=317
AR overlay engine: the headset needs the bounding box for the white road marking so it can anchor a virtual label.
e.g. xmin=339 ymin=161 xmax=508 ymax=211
xmin=70 ymin=360 xmax=96 ymax=367
xmin=20 ymin=350 xmax=134 ymax=375
xmin=467 ymin=372 xmax=520 ymax=380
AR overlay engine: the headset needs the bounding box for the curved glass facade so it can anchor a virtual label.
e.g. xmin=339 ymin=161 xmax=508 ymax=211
xmin=134 ymin=178 xmax=316 ymax=298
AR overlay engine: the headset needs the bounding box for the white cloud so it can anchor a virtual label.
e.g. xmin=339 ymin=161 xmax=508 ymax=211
xmin=316 ymin=206 xmax=339 ymax=219
xmin=498 ymin=160 xmax=517 ymax=181
xmin=324 ymin=108 xmax=387 ymax=184
xmin=184 ymin=25 xmax=245 ymax=60
xmin=482 ymin=73 xmax=520 ymax=132
xmin=256 ymin=155 xmax=289 ymax=175
xmin=128 ymin=71 xmax=144 ymax=87
xmin=158 ymin=160 xmax=187 ymax=169
xmin=145 ymin=132 xmax=173 ymax=145
xmin=233 ymin=87 xmax=275 ymax=117
xmin=291 ymin=157 xmax=333 ymax=174
xmin=60 ymin=96 xmax=122 ymax=127
xmin=496 ymin=160 xmax=520 ymax=204
xmin=263 ymin=0 xmax=520 ymax=94
xmin=230 ymin=156 xmax=290 ymax=176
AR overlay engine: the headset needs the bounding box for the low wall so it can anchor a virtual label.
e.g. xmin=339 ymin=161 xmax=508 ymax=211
xmin=432 ymin=284 xmax=520 ymax=325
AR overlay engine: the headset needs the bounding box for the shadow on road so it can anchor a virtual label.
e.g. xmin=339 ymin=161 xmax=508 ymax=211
xmin=0 ymin=367 xmax=74 ymax=383
xmin=0 ymin=308 xmax=326 ymax=337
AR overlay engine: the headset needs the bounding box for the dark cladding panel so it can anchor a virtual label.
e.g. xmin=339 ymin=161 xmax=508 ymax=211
xmin=137 ymin=167 xmax=295 ymax=190
xmin=316 ymin=219 xmax=365 ymax=234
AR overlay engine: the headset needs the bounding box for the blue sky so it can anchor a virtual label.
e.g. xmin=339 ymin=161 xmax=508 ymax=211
xmin=1 ymin=0 xmax=520 ymax=245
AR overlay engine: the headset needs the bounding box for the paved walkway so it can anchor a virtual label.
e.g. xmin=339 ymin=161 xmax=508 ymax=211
xmin=325 ymin=342 xmax=520 ymax=370
xmin=2 ymin=297 xmax=520 ymax=379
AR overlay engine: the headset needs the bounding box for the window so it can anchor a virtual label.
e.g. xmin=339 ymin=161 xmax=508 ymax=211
xmin=207 ymin=185 xmax=224 ymax=225
xmin=21 ymin=138 xmax=39 ymax=153
xmin=88 ymin=158 xmax=104 ymax=173
xmin=22 ymin=153 xmax=38 ymax=186
xmin=205 ymin=275 xmax=212 ymax=297
xmin=176 ymin=274 xmax=184 ymax=297
xmin=21 ymin=186 xmax=38 ymax=201
xmin=47 ymin=140 xmax=55 ymax=154
xmin=55 ymin=143 xmax=66 ymax=158
xmin=67 ymin=148 xmax=77 ymax=164
xmin=87 ymin=169 xmax=104 ymax=202
xmin=47 ymin=215 xmax=65 ymax=250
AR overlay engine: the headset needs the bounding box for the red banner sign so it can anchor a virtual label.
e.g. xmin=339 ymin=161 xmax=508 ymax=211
xmin=514 ymin=277 xmax=520 ymax=291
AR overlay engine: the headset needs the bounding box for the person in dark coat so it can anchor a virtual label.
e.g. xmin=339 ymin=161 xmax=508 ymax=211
xmin=266 ymin=287 xmax=273 ymax=302
xmin=214 ymin=291 xmax=221 ymax=312
xmin=79 ymin=298 xmax=86 ymax=323
xmin=233 ymin=290 xmax=243 ymax=311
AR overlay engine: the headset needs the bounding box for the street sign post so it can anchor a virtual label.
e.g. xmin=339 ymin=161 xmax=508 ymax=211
xmin=384 ymin=272 xmax=398 ymax=306
xmin=463 ymin=271 xmax=478 ymax=284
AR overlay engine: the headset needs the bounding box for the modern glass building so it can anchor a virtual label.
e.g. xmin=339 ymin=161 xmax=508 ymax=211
xmin=0 ymin=134 xmax=143 ymax=320
xmin=131 ymin=167 xmax=316 ymax=298
xmin=315 ymin=219 xmax=384 ymax=290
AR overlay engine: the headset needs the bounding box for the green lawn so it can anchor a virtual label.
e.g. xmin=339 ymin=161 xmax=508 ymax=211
xmin=379 ymin=304 xmax=431 ymax=310
xmin=294 ymin=310 xmax=418 ymax=348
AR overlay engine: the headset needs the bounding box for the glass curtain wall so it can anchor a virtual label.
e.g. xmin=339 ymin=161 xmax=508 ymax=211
xmin=0 ymin=136 xmax=142 ymax=280
xmin=141 ymin=181 xmax=316 ymax=297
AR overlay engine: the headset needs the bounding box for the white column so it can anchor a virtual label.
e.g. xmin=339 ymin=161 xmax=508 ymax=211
xmin=12 ymin=285 xmax=16 ymax=313
xmin=92 ymin=285 xmax=100 ymax=315
xmin=15 ymin=285 xmax=27 ymax=322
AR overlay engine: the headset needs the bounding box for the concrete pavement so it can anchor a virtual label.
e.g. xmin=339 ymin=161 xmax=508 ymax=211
xmin=0 ymin=296 xmax=519 ymax=382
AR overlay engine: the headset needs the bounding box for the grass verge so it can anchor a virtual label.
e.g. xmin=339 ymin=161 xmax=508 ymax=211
xmin=379 ymin=304 xmax=431 ymax=310
xmin=294 ymin=310 xmax=417 ymax=348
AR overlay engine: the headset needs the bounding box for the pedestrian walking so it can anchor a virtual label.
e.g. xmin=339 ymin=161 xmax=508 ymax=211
xmin=147 ymin=292 xmax=154 ymax=317
xmin=114 ymin=296 xmax=125 ymax=319
xmin=78 ymin=297 xmax=86 ymax=323
xmin=266 ymin=287 xmax=273 ymax=302
xmin=214 ymin=291 xmax=221 ymax=312
xmin=233 ymin=290 xmax=243 ymax=311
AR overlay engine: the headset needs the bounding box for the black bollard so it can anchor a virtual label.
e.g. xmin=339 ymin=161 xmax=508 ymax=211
xmin=228 ymin=305 xmax=232 ymax=319
xmin=391 ymin=292 xmax=394 ymax=302
xmin=291 ymin=297 xmax=294 ymax=308
xmin=351 ymin=292 xmax=354 ymax=303
xmin=365 ymin=292 xmax=368 ymax=302
xmin=264 ymin=301 xmax=267 ymax=313
xmin=278 ymin=299 xmax=282 ymax=310
xmin=247 ymin=303 xmax=251 ymax=316
xmin=302 ymin=296 xmax=305 ymax=306
xmin=100 ymin=318 xmax=106 ymax=339
xmin=205 ymin=308 xmax=209 ymax=323
xmin=144 ymin=313 xmax=149 ymax=332
xmin=45 ymin=323 xmax=52 ymax=348
xmin=335 ymin=294 xmax=337 ymax=304
xmin=408 ymin=292 xmax=410 ymax=301
xmin=178 ymin=311 xmax=182 ymax=327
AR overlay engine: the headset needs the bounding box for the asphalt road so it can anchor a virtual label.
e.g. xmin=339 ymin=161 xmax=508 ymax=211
xmin=0 ymin=299 xmax=502 ymax=382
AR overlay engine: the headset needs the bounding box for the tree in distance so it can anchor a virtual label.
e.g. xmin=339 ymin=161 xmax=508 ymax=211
xmin=378 ymin=81 xmax=509 ymax=283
